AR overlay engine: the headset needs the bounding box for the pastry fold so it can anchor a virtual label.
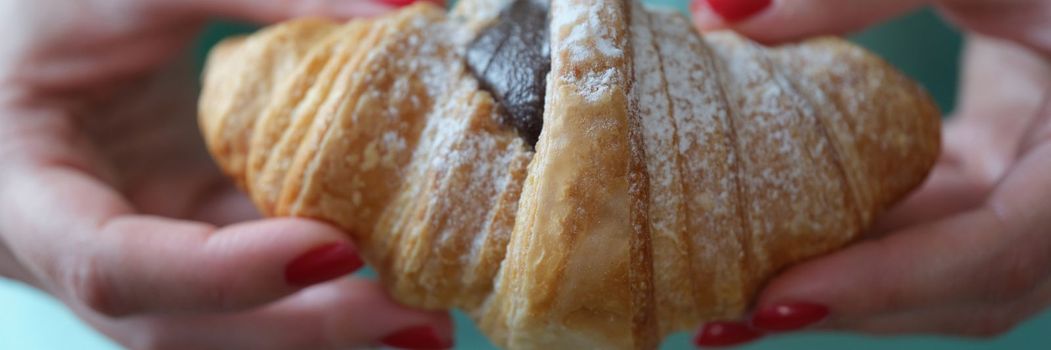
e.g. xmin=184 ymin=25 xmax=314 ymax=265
xmin=199 ymin=1 xmax=941 ymax=349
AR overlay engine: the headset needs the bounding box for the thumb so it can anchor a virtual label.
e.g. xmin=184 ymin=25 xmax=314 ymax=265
xmin=149 ymin=0 xmax=443 ymax=24
xmin=690 ymin=0 xmax=928 ymax=44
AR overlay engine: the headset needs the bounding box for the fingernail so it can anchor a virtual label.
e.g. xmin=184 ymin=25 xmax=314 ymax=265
xmin=697 ymin=0 xmax=772 ymax=22
xmin=380 ymin=326 xmax=453 ymax=350
xmin=285 ymin=242 xmax=364 ymax=287
xmin=694 ymin=322 xmax=763 ymax=348
xmin=751 ymin=302 xmax=830 ymax=332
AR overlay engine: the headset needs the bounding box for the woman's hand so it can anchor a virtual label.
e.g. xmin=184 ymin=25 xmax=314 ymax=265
xmin=0 ymin=0 xmax=453 ymax=349
xmin=689 ymin=0 xmax=1051 ymax=347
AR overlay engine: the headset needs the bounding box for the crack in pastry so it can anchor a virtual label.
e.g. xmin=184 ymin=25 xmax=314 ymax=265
xmin=198 ymin=0 xmax=942 ymax=349
xmin=466 ymin=0 xmax=551 ymax=147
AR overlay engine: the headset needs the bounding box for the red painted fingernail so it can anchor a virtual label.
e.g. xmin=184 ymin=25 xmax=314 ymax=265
xmin=694 ymin=322 xmax=763 ymax=347
xmin=701 ymin=0 xmax=772 ymax=22
xmin=285 ymin=242 xmax=363 ymax=287
xmin=380 ymin=326 xmax=453 ymax=350
xmin=751 ymin=302 xmax=830 ymax=332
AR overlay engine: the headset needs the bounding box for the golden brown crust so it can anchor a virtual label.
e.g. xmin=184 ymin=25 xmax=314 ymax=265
xmin=636 ymin=8 xmax=753 ymax=332
xmin=771 ymin=38 xmax=942 ymax=216
xmin=198 ymin=1 xmax=941 ymax=349
xmin=247 ymin=20 xmax=376 ymax=215
xmin=488 ymin=1 xmax=640 ymax=348
xmin=199 ymin=19 xmax=337 ymax=188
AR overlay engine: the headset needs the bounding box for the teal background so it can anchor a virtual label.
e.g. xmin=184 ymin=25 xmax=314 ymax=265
xmin=2 ymin=1 xmax=1049 ymax=349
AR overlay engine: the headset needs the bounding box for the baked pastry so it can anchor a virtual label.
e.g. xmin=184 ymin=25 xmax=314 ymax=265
xmin=198 ymin=0 xmax=941 ymax=348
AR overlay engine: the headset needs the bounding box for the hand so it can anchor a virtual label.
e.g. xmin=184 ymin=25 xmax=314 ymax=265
xmin=0 ymin=1 xmax=453 ymax=349
xmin=689 ymin=0 xmax=1051 ymax=346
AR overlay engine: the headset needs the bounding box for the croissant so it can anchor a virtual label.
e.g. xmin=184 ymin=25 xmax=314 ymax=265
xmin=198 ymin=0 xmax=941 ymax=348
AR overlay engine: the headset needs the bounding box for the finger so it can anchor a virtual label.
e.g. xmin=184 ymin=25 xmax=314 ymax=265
xmin=939 ymin=0 xmax=1051 ymax=57
xmin=150 ymin=0 xmax=445 ymax=24
xmin=756 ymin=211 xmax=1013 ymax=323
xmin=1 ymin=163 xmax=364 ymax=317
xmin=690 ymin=0 xmax=929 ymax=44
xmin=187 ymin=178 xmax=261 ymax=226
xmin=953 ymin=36 xmax=1051 ymax=138
xmin=0 ymin=242 xmax=36 ymax=285
xmin=83 ymin=279 xmax=454 ymax=350
xmin=827 ymin=303 xmax=1022 ymax=337
xmin=1020 ymin=96 xmax=1051 ymax=157
xmin=826 ymin=274 xmax=1051 ymax=337
xmin=950 ymin=36 xmax=1051 ymax=179
xmin=751 ymin=142 xmax=1051 ymax=331
xmin=92 ymin=217 xmax=366 ymax=316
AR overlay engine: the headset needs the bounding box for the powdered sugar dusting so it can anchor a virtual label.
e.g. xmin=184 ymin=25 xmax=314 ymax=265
xmin=551 ymin=0 xmax=627 ymax=103
xmin=630 ymin=4 xmax=679 ymax=240
xmin=577 ymin=68 xmax=618 ymax=102
xmin=655 ymin=16 xmax=736 ymax=218
xmin=393 ymin=15 xmax=538 ymax=306
xmin=704 ymin=31 xmax=854 ymax=275
xmin=449 ymin=0 xmax=513 ymax=30
xmin=708 ymin=34 xmax=805 ymax=197
xmin=783 ymin=45 xmax=879 ymax=125
xmin=648 ymin=9 xmax=750 ymax=318
xmin=552 ymin=1 xmax=624 ymax=63
xmin=630 ymin=3 xmax=700 ymax=332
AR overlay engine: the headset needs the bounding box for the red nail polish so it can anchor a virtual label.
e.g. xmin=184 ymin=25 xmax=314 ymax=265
xmin=703 ymin=0 xmax=772 ymax=22
xmin=751 ymin=302 xmax=830 ymax=332
xmin=694 ymin=322 xmax=763 ymax=347
xmin=284 ymin=243 xmax=363 ymax=287
xmin=380 ymin=326 xmax=453 ymax=350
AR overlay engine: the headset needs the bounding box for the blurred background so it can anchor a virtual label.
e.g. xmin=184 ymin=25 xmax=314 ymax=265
xmin=2 ymin=0 xmax=1049 ymax=349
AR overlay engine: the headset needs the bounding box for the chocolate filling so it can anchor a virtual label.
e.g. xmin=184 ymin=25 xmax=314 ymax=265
xmin=466 ymin=0 xmax=551 ymax=147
